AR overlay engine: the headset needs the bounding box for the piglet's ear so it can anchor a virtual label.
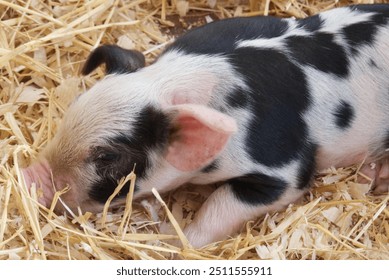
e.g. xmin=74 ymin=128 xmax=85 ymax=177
xmin=81 ymin=45 xmax=145 ymax=75
xmin=165 ymin=104 xmax=237 ymax=172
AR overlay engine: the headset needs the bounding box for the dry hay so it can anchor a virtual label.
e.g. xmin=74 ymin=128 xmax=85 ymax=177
xmin=1 ymin=0 xmax=389 ymax=260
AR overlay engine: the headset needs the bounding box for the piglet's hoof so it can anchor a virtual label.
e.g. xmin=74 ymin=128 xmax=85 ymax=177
xmin=359 ymin=159 xmax=389 ymax=194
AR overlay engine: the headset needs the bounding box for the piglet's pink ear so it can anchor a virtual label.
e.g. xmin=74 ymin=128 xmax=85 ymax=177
xmin=165 ymin=104 xmax=237 ymax=172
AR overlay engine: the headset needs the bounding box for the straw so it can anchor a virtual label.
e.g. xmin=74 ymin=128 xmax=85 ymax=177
xmin=1 ymin=0 xmax=388 ymax=260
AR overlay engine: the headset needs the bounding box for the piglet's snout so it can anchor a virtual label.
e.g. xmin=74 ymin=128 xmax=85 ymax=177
xmin=22 ymin=160 xmax=55 ymax=207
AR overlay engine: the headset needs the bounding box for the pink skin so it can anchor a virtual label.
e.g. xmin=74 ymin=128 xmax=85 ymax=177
xmin=22 ymin=160 xmax=54 ymax=207
xmin=165 ymin=104 xmax=237 ymax=172
xmin=359 ymin=158 xmax=389 ymax=193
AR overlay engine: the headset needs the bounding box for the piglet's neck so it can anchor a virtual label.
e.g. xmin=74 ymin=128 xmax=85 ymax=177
xmin=144 ymin=50 xmax=243 ymax=107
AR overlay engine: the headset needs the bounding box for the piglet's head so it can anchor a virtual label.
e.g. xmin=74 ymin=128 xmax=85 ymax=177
xmin=22 ymin=45 xmax=237 ymax=213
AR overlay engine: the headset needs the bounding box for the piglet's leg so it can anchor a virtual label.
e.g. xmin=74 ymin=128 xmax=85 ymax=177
xmin=183 ymin=181 xmax=304 ymax=248
xmin=359 ymin=158 xmax=389 ymax=194
xmin=375 ymin=160 xmax=389 ymax=193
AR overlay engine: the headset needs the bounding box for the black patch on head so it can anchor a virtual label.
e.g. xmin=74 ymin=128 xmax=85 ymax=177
xmin=81 ymin=45 xmax=145 ymax=75
xmin=297 ymin=142 xmax=317 ymax=189
xmin=333 ymin=100 xmax=354 ymax=129
xmin=88 ymin=106 xmax=171 ymax=203
xmin=165 ymin=16 xmax=289 ymax=55
xmin=230 ymin=48 xmax=311 ymax=167
xmin=201 ymin=160 xmax=219 ymax=173
xmin=229 ymin=173 xmax=287 ymax=205
xmin=286 ymin=33 xmax=349 ymax=77
xmin=297 ymin=14 xmax=323 ymax=32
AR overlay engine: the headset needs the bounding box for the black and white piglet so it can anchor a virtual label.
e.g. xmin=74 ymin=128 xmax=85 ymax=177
xmin=23 ymin=4 xmax=389 ymax=248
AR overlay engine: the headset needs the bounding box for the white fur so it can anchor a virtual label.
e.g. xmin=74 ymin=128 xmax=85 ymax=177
xmin=319 ymin=7 xmax=375 ymax=33
xmin=236 ymin=19 xmax=311 ymax=51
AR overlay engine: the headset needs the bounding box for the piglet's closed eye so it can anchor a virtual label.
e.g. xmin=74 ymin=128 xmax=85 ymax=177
xmin=164 ymin=104 xmax=237 ymax=172
xmin=81 ymin=44 xmax=145 ymax=75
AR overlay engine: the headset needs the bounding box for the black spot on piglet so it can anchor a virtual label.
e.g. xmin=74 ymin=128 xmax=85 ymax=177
xmin=333 ymin=100 xmax=354 ymax=129
xmin=297 ymin=14 xmax=323 ymax=32
xmin=229 ymin=173 xmax=287 ymax=205
xmin=342 ymin=13 xmax=388 ymax=54
xmin=286 ymin=33 xmax=349 ymax=78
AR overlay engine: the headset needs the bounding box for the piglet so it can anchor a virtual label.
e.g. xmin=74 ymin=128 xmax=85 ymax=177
xmin=23 ymin=4 xmax=389 ymax=248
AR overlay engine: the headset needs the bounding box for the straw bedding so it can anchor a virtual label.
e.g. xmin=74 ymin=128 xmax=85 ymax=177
xmin=1 ymin=0 xmax=388 ymax=260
